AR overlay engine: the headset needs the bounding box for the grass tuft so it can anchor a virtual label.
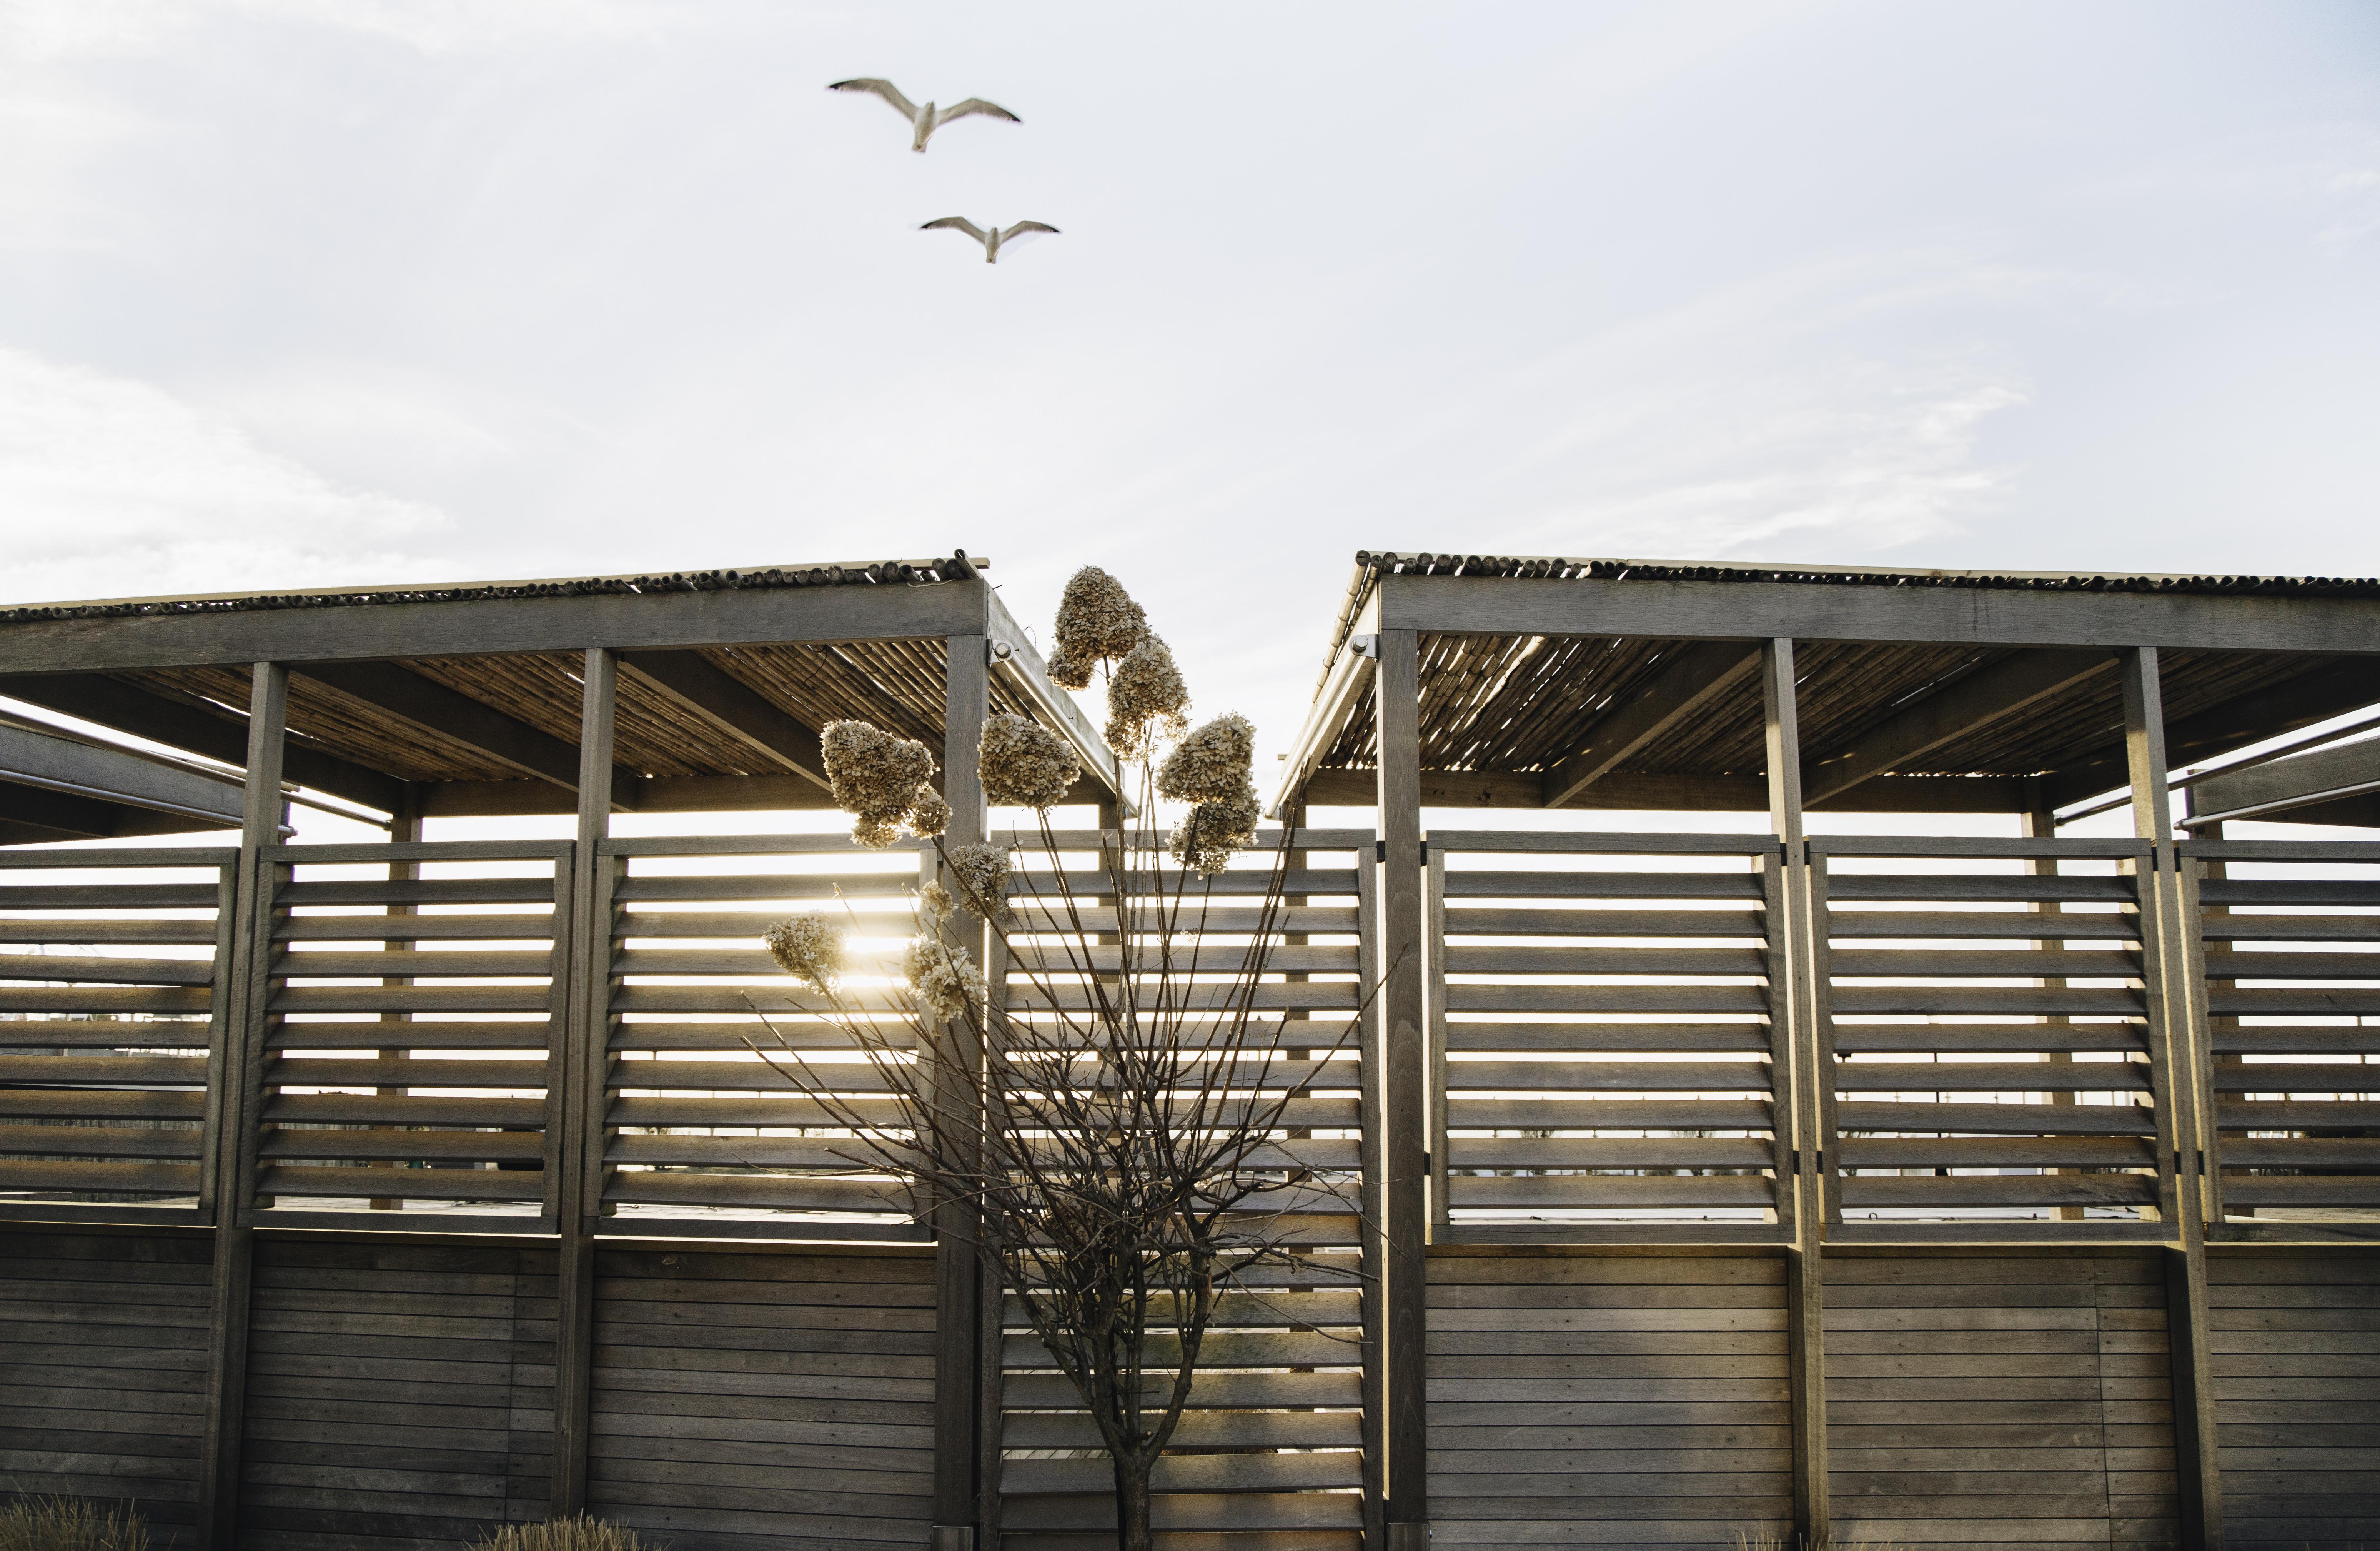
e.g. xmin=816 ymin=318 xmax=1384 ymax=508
xmin=469 ymin=1517 xmax=659 ymax=1551
xmin=0 ymin=1497 xmax=150 ymax=1551
xmin=1733 ymin=1534 xmax=1911 ymax=1551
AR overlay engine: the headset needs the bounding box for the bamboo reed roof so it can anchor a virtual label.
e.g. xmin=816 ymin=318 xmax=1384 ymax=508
xmin=1304 ymin=552 xmax=2380 ymax=805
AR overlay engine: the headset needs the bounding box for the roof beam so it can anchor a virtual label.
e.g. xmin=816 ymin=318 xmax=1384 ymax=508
xmin=1300 ymin=766 xmax=2032 ymax=813
xmin=0 ymin=575 xmax=989 ymax=675
xmin=618 ymin=651 xmax=829 ymax=788
xmin=0 ymin=673 xmax=405 ymax=813
xmin=2184 ymin=736 xmax=2380 ymax=828
xmin=1540 ymin=642 xmax=1761 ymax=808
xmin=0 ymin=719 xmax=245 ymax=832
xmin=1804 ymin=649 xmax=2115 ymax=805
xmin=1376 ymin=573 xmax=2380 ymax=655
xmin=2045 ymin=659 xmax=2380 ymax=809
xmin=295 ymin=662 xmax=645 ymax=812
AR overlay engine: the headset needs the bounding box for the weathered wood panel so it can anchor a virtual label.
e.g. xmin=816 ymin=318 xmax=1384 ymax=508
xmin=0 ymin=1229 xmax=211 ymax=1536
xmin=586 ymin=1244 xmax=935 ymax=1551
xmin=1426 ymin=1250 xmax=1792 ymax=1550
xmin=2207 ymin=1249 xmax=2380 ymax=1550
xmin=233 ymin=1236 xmax=556 ymax=1551
xmin=1824 ymin=1251 xmax=2180 ymax=1551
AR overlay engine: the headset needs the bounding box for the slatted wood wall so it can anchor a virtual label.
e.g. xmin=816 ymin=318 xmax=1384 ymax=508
xmin=602 ymin=836 xmax=934 ymax=1237
xmin=996 ymin=832 xmax=1370 ymax=1551
xmin=2207 ymin=1249 xmax=2380 ymax=1549
xmin=1425 ymin=1249 xmax=1793 ymax=1550
xmin=1817 ymin=838 xmax=2170 ymax=1228
xmin=261 ymin=841 xmax=570 ymax=1228
xmin=0 ymin=847 xmax=231 ymax=1218
xmin=1426 ymin=833 xmax=1789 ymax=1231
xmin=0 ymin=1228 xmax=210 ymax=1538
xmin=1824 ymin=1250 xmax=2179 ymax=1549
xmin=2189 ymin=838 xmax=2380 ymax=1223
xmin=586 ymin=1244 xmax=936 ymax=1551
xmin=235 ymin=1237 xmax=556 ymax=1549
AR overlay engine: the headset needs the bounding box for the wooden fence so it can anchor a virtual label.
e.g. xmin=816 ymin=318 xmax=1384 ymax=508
xmin=3 ymin=829 xmax=2377 ymax=1549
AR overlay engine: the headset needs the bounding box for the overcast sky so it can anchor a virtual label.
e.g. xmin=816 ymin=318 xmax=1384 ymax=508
xmin=5 ymin=0 xmax=2377 ymax=763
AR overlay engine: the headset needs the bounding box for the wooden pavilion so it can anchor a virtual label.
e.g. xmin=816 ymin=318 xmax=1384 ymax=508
xmin=1270 ymin=551 xmax=2380 ymax=1551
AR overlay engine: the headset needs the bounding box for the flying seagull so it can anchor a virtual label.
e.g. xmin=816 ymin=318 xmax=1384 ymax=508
xmin=922 ymin=217 xmax=1059 ymax=264
xmin=829 ymin=79 xmax=1020 ymax=152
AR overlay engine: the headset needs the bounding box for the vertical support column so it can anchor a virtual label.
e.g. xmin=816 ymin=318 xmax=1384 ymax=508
xmin=935 ymin=635 xmax=992 ymax=1551
xmin=551 ymin=647 xmax=618 ymax=1519
xmin=2024 ymin=803 xmax=2084 ymax=1221
xmin=1354 ymin=857 xmax=1385 ymax=1551
xmin=371 ymin=799 xmax=423 ymax=1211
xmin=1764 ymin=638 xmax=1829 ymax=1548
xmin=197 ymin=661 xmax=287 ymax=1550
xmin=1373 ymin=629 xmax=1428 ymax=1548
xmin=2123 ymin=647 xmax=2224 ymax=1550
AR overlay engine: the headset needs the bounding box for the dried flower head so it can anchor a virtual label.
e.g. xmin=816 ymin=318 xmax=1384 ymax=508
xmin=1053 ymin=566 xmax=1148 ymax=666
xmin=905 ymin=881 xmax=986 ymax=1022
xmin=1169 ymin=777 xmax=1260 ymax=877
xmin=821 ymin=720 xmax=944 ymax=848
xmin=919 ymin=879 xmax=957 ymax=927
xmin=763 ymin=914 xmax=847 ymax=992
xmin=1105 ymin=636 xmax=1190 ymax=757
xmin=1045 ymin=641 xmax=1094 ymax=692
xmin=979 ymin=713 xmax=1082 ymax=809
xmin=1156 ymin=713 xmax=1255 ymax=805
xmin=945 ymin=841 xmax=1013 ymax=921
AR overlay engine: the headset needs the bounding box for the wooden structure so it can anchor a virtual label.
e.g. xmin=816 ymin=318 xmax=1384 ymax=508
xmin=7 ymin=548 xmax=2380 ymax=1551
xmin=1270 ymin=553 xmax=2380 ymax=1551
xmin=0 ymin=556 xmax=1123 ymax=1551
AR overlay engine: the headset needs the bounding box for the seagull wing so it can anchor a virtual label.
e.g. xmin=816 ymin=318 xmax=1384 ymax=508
xmin=921 ymin=217 xmax=991 ymax=245
xmin=934 ymin=98 xmax=1021 ymax=127
xmin=998 ymin=221 xmax=1060 ymax=242
xmin=828 ymin=78 xmax=919 ymax=120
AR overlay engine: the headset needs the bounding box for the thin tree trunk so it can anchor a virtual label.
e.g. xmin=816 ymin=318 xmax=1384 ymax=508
xmin=1114 ymin=1450 xmax=1155 ymax=1551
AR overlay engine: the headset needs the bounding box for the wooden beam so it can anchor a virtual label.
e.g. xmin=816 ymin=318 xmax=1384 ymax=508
xmin=0 ymin=672 xmax=406 ymax=811
xmin=1376 ymin=572 xmax=2380 ymax=654
xmin=1269 ymin=633 xmax=1378 ymax=819
xmin=550 ymin=648 xmax=616 ymax=1519
xmin=196 ymin=661 xmax=285 ymax=1550
xmin=0 ymin=573 xmax=989 ymax=674
xmin=617 ymin=650 xmax=829 ymax=786
xmin=1540 ymin=642 xmax=1761 ymax=807
xmin=0 ymin=718 xmax=245 ymax=831
xmin=1764 ymin=639 xmax=1829 ymax=1550
xmin=1373 ymin=629 xmax=1428 ymax=1538
xmin=1804 ymin=649 xmax=2115 ymax=804
xmin=2124 ymin=648 xmax=2225 ymax=1551
xmin=2183 ymin=735 xmax=2380 ymax=826
xmin=936 ymin=634 xmax=991 ymax=1546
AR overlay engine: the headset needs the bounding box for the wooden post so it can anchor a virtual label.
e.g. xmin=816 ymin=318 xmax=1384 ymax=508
xmin=1374 ymin=629 xmax=1429 ymax=1546
xmin=196 ymin=661 xmax=286 ymax=1550
xmin=551 ymin=647 xmax=618 ymax=1518
xmin=2123 ymin=647 xmax=2224 ymax=1550
xmin=370 ymin=799 xmax=422 ymax=1210
xmin=2024 ymin=803 xmax=2084 ymax=1222
xmin=1764 ymin=638 xmax=1829 ymax=1549
xmin=935 ymin=635 xmax=992 ymax=1551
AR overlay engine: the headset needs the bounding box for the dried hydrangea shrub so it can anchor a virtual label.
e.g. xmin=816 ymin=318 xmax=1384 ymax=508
xmin=909 ymin=786 xmax=952 ymax=839
xmin=763 ymin=914 xmax=847 ymax=992
xmin=905 ymin=880 xmax=989 ymax=1022
xmin=1169 ymin=778 xmax=1260 ymax=877
xmin=979 ymin=713 xmax=1082 ymax=809
xmin=821 ymin=720 xmax=938 ymax=848
xmin=1104 ymin=636 xmax=1190 ymax=756
xmin=1045 ymin=642 xmax=1094 ymax=692
xmin=1155 ymin=713 xmax=1254 ymax=804
xmin=945 ymin=841 xmax=1013 ymax=921
xmin=1053 ymin=566 xmax=1149 ymax=666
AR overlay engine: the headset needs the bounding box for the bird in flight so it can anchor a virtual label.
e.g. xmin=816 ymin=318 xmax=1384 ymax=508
xmin=829 ymin=79 xmax=1020 ymax=152
xmin=922 ymin=218 xmax=1059 ymax=264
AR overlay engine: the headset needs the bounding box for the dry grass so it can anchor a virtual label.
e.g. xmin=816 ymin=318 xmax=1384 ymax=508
xmin=0 ymin=1497 xmax=150 ymax=1551
xmin=469 ymin=1518 xmax=659 ymax=1551
xmin=1732 ymin=1534 xmax=1910 ymax=1551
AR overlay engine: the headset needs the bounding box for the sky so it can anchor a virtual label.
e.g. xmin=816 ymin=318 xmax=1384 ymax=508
xmin=4 ymin=0 xmax=2378 ymax=770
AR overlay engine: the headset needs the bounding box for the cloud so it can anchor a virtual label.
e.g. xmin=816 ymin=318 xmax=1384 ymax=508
xmin=0 ymin=345 xmax=455 ymax=603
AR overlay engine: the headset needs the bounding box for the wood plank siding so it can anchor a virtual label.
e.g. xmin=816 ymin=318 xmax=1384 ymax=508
xmin=2207 ymin=1250 xmax=2380 ymax=1550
